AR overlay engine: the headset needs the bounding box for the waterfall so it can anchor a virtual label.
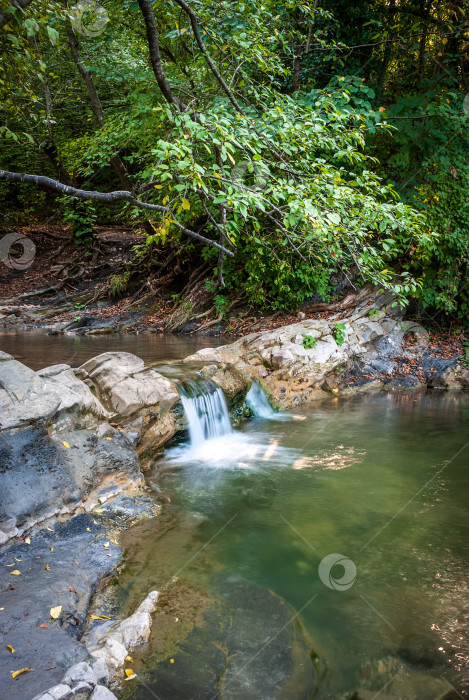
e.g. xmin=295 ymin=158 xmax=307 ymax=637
xmin=178 ymin=378 xmax=232 ymax=447
xmin=245 ymin=381 xmax=277 ymax=419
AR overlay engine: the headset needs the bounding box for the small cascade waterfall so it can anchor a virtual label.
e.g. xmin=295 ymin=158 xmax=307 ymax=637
xmin=245 ymin=381 xmax=277 ymax=419
xmin=178 ymin=378 xmax=232 ymax=447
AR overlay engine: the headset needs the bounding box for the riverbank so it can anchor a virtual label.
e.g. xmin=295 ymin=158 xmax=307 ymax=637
xmin=1 ymin=291 xmax=469 ymax=699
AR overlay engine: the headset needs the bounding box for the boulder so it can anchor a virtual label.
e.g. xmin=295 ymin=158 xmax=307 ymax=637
xmin=91 ymin=638 xmax=128 ymax=675
xmin=62 ymin=662 xmax=97 ymax=689
xmin=89 ymin=687 xmax=118 ymax=700
xmin=88 ymin=590 xmax=158 ymax=677
xmin=32 ymin=685 xmax=73 ymax=700
xmin=0 ymin=352 xmax=108 ymax=432
xmin=90 ymin=659 xmax=109 ymax=688
xmin=0 ymin=423 xmax=142 ymax=543
xmin=79 ymin=352 xmax=180 ymax=460
xmin=185 ymin=292 xmax=403 ymax=407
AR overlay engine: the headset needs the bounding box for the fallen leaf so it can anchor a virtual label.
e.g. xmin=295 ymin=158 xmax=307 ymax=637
xmin=46 ymin=527 xmax=53 ymax=532
xmin=125 ymin=668 xmax=134 ymax=677
xmin=0 ymin=608 xmax=4 ymax=611
xmin=73 ymin=560 xmax=80 ymax=565
xmin=50 ymin=606 xmax=62 ymax=620
xmin=67 ymin=586 xmax=77 ymax=594
xmin=61 ymin=441 xmax=70 ymax=449
xmin=125 ymin=656 xmax=133 ymax=662
xmin=104 ymin=437 xmax=112 ymax=440
xmin=24 ymin=537 xmax=30 ymax=546
xmin=103 ymin=542 xmax=110 ymax=548
xmin=90 ymin=614 xmax=111 ymax=620
xmin=45 ymin=564 xmax=50 ymax=571
xmin=10 ymin=570 xmax=21 ymax=576
xmin=6 ymin=645 xmax=15 ymax=653
xmin=124 ymin=673 xmax=137 ymax=681
xmin=13 ymin=557 xmax=22 ymax=562
xmin=12 ymin=668 xmax=33 ymax=679
xmin=39 ymin=623 xmax=48 ymax=629
xmin=5 ymin=563 xmax=15 ymax=567
xmin=170 ymin=658 xmax=175 ymax=664
xmin=49 ymin=546 xmax=53 ymax=552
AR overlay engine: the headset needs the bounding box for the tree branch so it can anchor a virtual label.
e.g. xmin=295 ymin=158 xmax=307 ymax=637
xmin=172 ymin=0 xmax=245 ymax=114
xmin=0 ymin=169 xmax=234 ymax=256
xmin=137 ymin=0 xmax=187 ymax=111
xmin=0 ymin=0 xmax=34 ymax=30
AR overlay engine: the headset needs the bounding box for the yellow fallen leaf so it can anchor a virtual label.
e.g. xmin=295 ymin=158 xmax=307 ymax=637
xmin=62 ymin=441 xmax=70 ymax=449
xmin=49 ymin=546 xmax=53 ymax=552
xmin=47 ymin=527 xmax=53 ymax=532
xmin=90 ymin=614 xmax=111 ymax=620
xmin=12 ymin=668 xmax=33 ymax=679
xmin=5 ymin=563 xmax=15 ymax=567
xmin=125 ymin=655 xmax=133 ymax=662
xmin=14 ymin=557 xmax=22 ymax=562
xmin=124 ymin=673 xmax=137 ymax=681
xmin=125 ymin=668 xmax=134 ymax=677
xmin=104 ymin=437 xmax=112 ymax=440
xmin=170 ymin=658 xmax=175 ymax=664
xmin=45 ymin=564 xmax=50 ymax=571
xmin=103 ymin=542 xmax=110 ymax=548
xmin=10 ymin=570 xmax=21 ymax=576
xmin=50 ymin=606 xmax=62 ymax=619
xmin=24 ymin=537 xmax=30 ymax=545
xmin=7 ymin=645 xmax=15 ymax=653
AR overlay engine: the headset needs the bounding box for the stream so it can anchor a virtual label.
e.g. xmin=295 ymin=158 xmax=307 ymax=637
xmin=3 ymin=333 xmax=469 ymax=698
xmin=119 ymin=390 xmax=469 ymax=698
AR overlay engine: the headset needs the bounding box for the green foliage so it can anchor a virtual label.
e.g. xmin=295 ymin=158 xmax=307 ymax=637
xmin=1 ymin=0 xmax=467 ymax=315
xmin=460 ymin=342 xmax=469 ymax=368
xmin=213 ymin=294 xmax=229 ymax=318
xmin=333 ymin=323 xmax=346 ymax=346
xmin=301 ymin=334 xmax=318 ymax=349
xmin=109 ymin=272 xmax=130 ymax=298
xmin=62 ymin=200 xmax=97 ymax=244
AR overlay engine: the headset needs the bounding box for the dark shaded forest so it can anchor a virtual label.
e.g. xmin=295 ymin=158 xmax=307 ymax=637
xmin=1 ymin=0 xmax=468 ymax=317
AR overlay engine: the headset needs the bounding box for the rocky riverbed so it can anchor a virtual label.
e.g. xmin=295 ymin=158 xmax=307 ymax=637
xmin=1 ymin=292 xmax=468 ymax=699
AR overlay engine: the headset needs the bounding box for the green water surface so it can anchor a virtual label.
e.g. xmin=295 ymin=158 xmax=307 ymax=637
xmin=118 ymin=392 xmax=469 ymax=698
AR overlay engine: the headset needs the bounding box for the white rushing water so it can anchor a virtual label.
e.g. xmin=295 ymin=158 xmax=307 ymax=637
xmin=245 ymin=380 xmax=277 ymax=419
xmin=178 ymin=379 xmax=232 ymax=447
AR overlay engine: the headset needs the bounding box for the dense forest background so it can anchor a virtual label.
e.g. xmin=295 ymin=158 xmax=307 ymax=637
xmin=1 ymin=0 xmax=468 ymax=317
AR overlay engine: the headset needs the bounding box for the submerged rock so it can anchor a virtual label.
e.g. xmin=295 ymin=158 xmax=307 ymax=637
xmin=127 ymin=575 xmax=322 ymax=700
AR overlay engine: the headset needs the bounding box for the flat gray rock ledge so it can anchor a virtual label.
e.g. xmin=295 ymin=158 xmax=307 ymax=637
xmin=31 ymin=591 xmax=159 ymax=700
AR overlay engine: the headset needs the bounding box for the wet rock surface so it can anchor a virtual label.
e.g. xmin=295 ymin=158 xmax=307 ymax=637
xmin=0 ymin=515 xmax=120 ymax=700
xmin=0 ymin=425 xmax=142 ymax=544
